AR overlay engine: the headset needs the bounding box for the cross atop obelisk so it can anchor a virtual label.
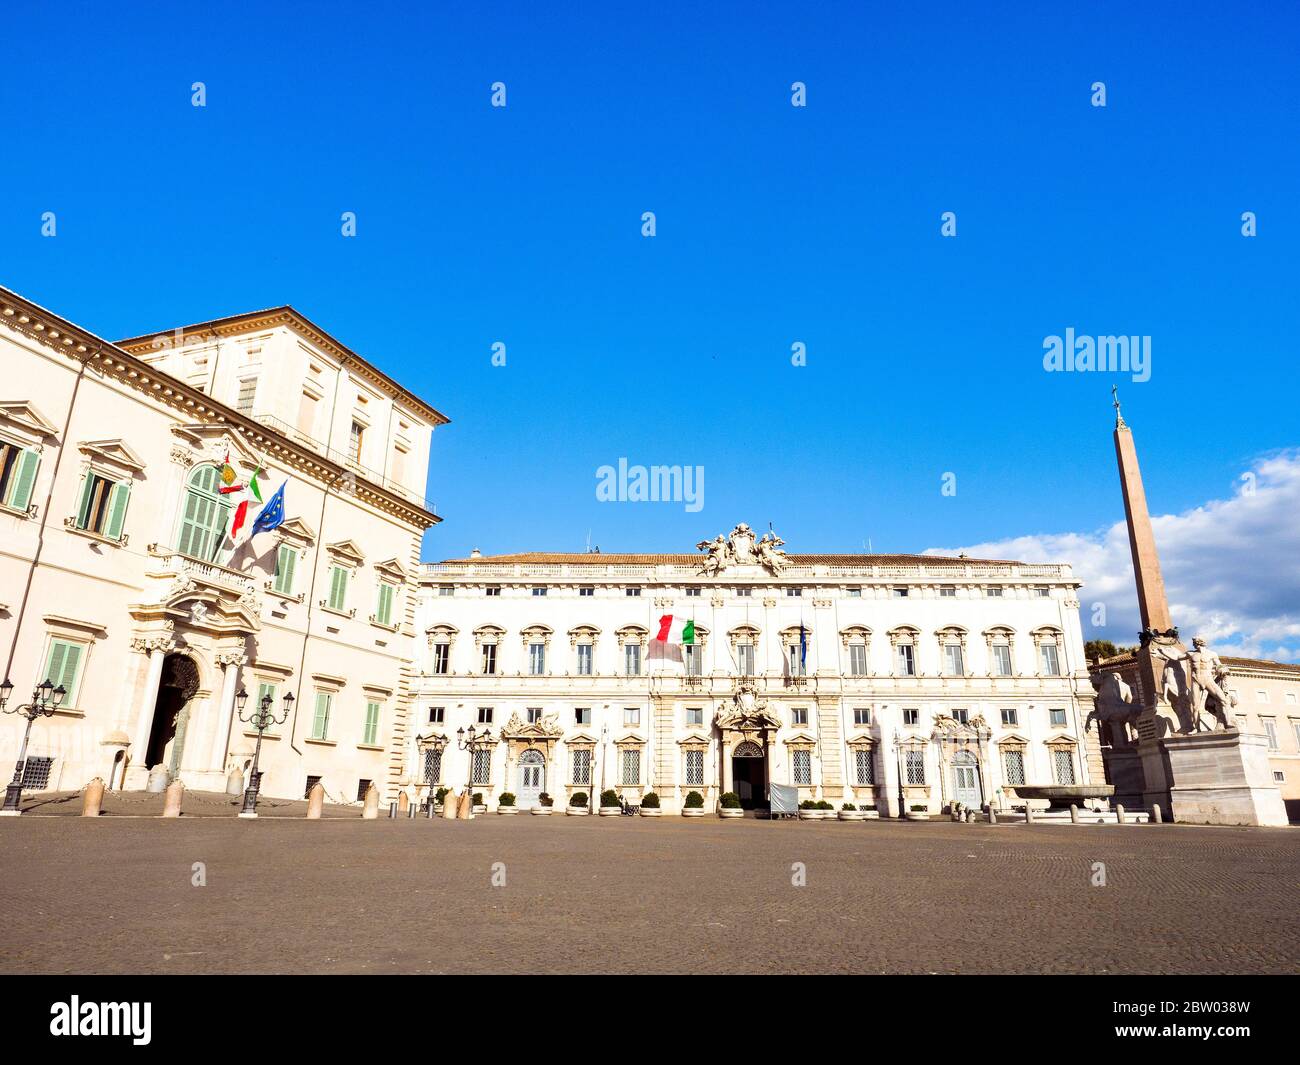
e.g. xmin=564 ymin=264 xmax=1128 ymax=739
xmin=1112 ymin=390 xmax=1174 ymax=636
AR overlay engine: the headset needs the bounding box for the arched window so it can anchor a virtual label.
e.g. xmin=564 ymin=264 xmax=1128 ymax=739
xmin=175 ymin=464 xmax=233 ymax=562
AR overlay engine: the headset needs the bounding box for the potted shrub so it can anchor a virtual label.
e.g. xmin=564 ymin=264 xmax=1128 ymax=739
xmin=640 ymin=791 xmax=662 ymax=816
xmin=567 ymin=791 xmax=590 ymax=815
xmin=838 ymin=801 xmax=865 ymax=821
xmin=599 ymin=789 xmax=621 ymax=816
xmin=681 ymin=791 xmax=706 ymax=817
xmin=434 ymin=786 xmax=450 ymax=810
xmin=861 ymin=803 xmax=880 ymax=820
xmin=531 ymin=791 xmax=554 ymax=815
xmin=718 ymin=792 xmax=743 ymax=819
xmin=497 ymin=792 xmax=518 ymax=815
xmin=798 ymin=799 xmax=819 ymax=821
xmin=472 ymin=791 xmax=487 ymax=813
xmin=815 ymin=799 xmax=835 ymax=819
xmin=905 ymin=803 xmax=929 ymax=821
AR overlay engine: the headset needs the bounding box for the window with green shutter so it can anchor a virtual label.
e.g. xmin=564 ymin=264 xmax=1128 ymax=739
xmin=74 ymin=471 xmax=124 ymax=537
xmin=175 ymin=464 xmax=232 ymax=561
xmin=273 ymin=545 xmax=297 ymax=595
xmin=327 ymin=565 xmax=349 ymax=611
xmin=43 ymin=638 xmax=85 ymax=708
xmin=311 ymin=691 xmax=332 ymax=740
xmin=255 ymin=681 xmax=277 ymax=713
xmin=375 ymin=582 xmax=394 ymax=625
xmin=0 ymin=441 xmax=40 ymax=513
xmin=362 ymin=701 xmax=380 ymax=746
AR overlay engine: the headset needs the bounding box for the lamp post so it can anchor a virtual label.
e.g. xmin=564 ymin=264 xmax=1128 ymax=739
xmin=455 ymin=724 xmax=492 ymax=803
xmin=1 ymin=678 xmax=67 ymax=815
xmin=237 ymin=687 xmax=294 ymax=818
xmin=422 ymin=733 xmax=449 ymax=812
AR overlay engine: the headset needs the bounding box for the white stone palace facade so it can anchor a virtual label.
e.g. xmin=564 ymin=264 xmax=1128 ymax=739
xmin=0 ymin=286 xmax=445 ymax=804
xmin=411 ymin=524 xmax=1104 ymax=815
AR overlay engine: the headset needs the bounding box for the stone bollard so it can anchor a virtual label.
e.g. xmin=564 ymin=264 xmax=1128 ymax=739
xmin=398 ymin=791 xmax=410 ymax=816
xmin=362 ymin=784 xmax=380 ymax=819
xmin=988 ymin=807 xmax=997 ymax=825
xmin=306 ymin=781 xmax=324 ymax=819
xmin=162 ymin=780 xmax=184 ymax=818
xmin=426 ymin=800 xmax=436 ymax=819
xmin=1115 ymin=803 xmax=1126 ymax=824
xmin=457 ymin=789 xmax=474 ymax=820
xmin=1024 ymin=804 xmax=1033 ymax=824
xmin=441 ymin=791 xmax=458 ymax=819
xmin=1069 ymin=804 xmax=1079 ymax=824
xmin=1152 ymin=803 xmax=1163 ymax=824
xmin=146 ymin=765 xmax=170 ymax=793
xmin=226 ymin=767 xmax=244 ymax=796
xmin=82 ymin=778 xmax=105 ymax=817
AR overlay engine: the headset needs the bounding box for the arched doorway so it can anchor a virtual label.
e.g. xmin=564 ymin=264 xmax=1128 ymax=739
xmin=951 ymin=750 xmax=982 ymax=808
xmin=145 ymin=654 xmax=200 ymax=777
xmin=731 ymin=740 xmax=767 ymax=810
xmin=517 ymin=748 xmax=545 ymax=808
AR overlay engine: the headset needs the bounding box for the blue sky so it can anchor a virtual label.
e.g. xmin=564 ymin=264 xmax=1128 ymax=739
xmin=3 ymin=2 xmax=1298 ymax=651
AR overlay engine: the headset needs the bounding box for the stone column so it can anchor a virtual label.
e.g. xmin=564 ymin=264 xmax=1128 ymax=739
xmin=209 ymin=654 xmax=245 ymax=774
xmin=129 ymin=634 xmax=175 ymax=774
xmin=720 ymin=733 xmax=733 ymax=796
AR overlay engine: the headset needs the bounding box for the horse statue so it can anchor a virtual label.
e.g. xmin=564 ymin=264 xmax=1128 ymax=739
xmin=1085 ymin=672 xmax=1144 ymax=744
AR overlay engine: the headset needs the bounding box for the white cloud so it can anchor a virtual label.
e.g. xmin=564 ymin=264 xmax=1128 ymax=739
xmin=927 ymin=451 xmax=1300 ymax=662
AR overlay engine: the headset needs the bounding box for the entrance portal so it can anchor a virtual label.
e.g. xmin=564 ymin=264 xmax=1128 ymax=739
xmin=731 ymin=740 xmax=768 ymax=810
xmin=144 ymin=654 xmax=200 ymax=778
xmin=517 ymin=749 xmax=545 ymax=808
xmin=951 ymin=750 xmax=982 ymax=809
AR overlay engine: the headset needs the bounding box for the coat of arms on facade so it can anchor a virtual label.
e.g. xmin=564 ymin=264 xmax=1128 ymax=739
xmin=715 ymin=682 xmax=781 ymax=731
xmin=696 ymin=522 xmax=789 ymax=575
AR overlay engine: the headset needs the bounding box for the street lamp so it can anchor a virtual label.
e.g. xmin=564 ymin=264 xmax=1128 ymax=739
xmin=237 ymin=687 xmax=294 ymax=818
xmin=1 ymin=678 xmax=67 ymax=815
xmin=421 ymin=733 xmax=449 ymax=812
xmin=456 ymin=724 xmax=492 ymax=802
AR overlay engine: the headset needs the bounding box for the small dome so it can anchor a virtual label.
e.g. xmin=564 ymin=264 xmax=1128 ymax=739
xmin=100 ymin=729 xmax=131 ymax=747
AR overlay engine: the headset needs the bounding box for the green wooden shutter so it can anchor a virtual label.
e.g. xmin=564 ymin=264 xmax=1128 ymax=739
xmin=328 ymin=566 xmax=347 ymax=610
xmin=363 ymin=701 xmax=380 ymax=745
xmin=312 ymin=692 xmax=331 ymax=739
xmin=7 ymin=449 xmax=40 ymax=511
xmin=274 ymin=546 xmax=296 ymax=594
xmin=75 ymin=474 xmax=95 ymax=530
xmin=377 ymin=583 xmax=393 ymax=625
xmin=44 ymin=639 xmax=83 ymax=705
xmin=104 ymin=481 xmax=131 ymax=541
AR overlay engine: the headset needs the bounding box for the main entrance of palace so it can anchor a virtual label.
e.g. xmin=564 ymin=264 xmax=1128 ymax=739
xmin=144 ymin=654 xmax=200 ymax=779
xmin=517 ymin=749 xmax=545 ymax=808
xmin=731 ymin=741 xmax=767 ymax=810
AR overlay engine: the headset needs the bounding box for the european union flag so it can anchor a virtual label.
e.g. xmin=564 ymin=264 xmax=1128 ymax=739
xmin=250 ymin=482 xmax=286 ymax=536
xmin=799 ymin=623 xmax=807 ymax=669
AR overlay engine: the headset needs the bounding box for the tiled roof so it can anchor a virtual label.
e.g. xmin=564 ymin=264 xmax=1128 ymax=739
xmin=1089 ymin=651 xmax=1300 ymax=674
xmin=437 ymin=551 xmax=1022 ymax=566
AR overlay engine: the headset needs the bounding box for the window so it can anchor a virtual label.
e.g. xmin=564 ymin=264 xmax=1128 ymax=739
xmin=895 ymin=643 xmax=916 ymax=676
xmin=419 ymin=747 xmax=441 ymax=784
xmin=686 ymin=587 xmax=702 ymax=597
xmin=362 ymin=701 xmax=380 ymax=746
xmin=1000 ymin=708 xmax=1018 ymax=727
xmin=685 ymin=707 xmax=704 ymax=726
xmin=684 ymin=644 xmax=702 ymax=676
xmin=1052 ymin=749 xmax=1076 ymax=785
xmin=903 ymin=709 xmax=920 ymax=726
xmin=236 ymin=376 xmax=258 ymax=414
xmin=356 ymin=778 xmax=372 ymax=801
xmin=853 ymin=707 xmax=871 ymax=726
xmin=848 ymin=644 xmax=868 ymax=676
xmin=526 ymin=707 xmax=542 ymax=724
xmin=792 ymin=707 xmax=808 ymax=726
xmin=1003 ymin=749 xmax=1026 ymax=786
xmin=624 ymin=643 xmax=641 ymax=676
xmin=432 ymin=644 xmax=450 ymax=675
xmin=485 ymin=586 xmax=501 ymax=596
xmin=625 ymin=587 xmax=641 ymax=597
xmin=254 ymin=681 xmax=277 ymax=715
xmin=471 ymin=749 xmax=491 ymax=785
xmin=428 ymin=706 xmax=444 ymax=724
xmin=576 ymin=644 xmax=593 ymax=676
xmin=310 ymin=692 xmax=332 ymax=740
xmin=623 ymin=707 xmax=640 ymax=727
xmin=942 ymin=643 xmax=965 ymax=677
xmin=905 ymin=749 xmax=926 ymax=785
xmin=528 ymin=642 xmax=546 ymax=675
xmin=1049 ymin=708 xmax=1067 ymax=728
xmin=737 ymin=643 xmax=755 ymax=676
xmin=985 ymin=586 xmax=1003 ymax=598
xmin=477 ymin=707 xmax=493 ymax=725
xmin=1273 ymin=770 xmax=1286 ymax=783
xmin=272 ymin=545 xmax=297 ymax=595
xmin=480 ymin=644 xmax=497 ymax=675
xmin=940 ymin=585 xmax=956 ymax=598
xmin=572 ymin=749 xmax=592 ymax=786
xmin=992 ymin=644 xmax=1014 ymax=677
xmin=792 ymin=749 xmax=812 ymax=785
xmin=75 ymin=470 xmax=131 ymax=541
xmin=735 ymin=587 xmax=752 ymax=597
xmin=532 ymin=586 xmax=547 ymax=597
xmin=952 ymin=708 xmax=969 ymax=725
xmin=620 ymin=749 xmax=641 ymax=786
xmin=20 ymin=756 xmax=54 ymax=790
xmin=846 ymin=587 xmax=861 ymax=598
xmin=1255 ymin=690 xmax=1269 ymax=704
xmin=297 ymin=390 xmax=318 ymax=437
xmin=438 ymin=585 xmax=454 ymax=597
xmin=303 ymin=775 xmax=322 ymax=799
xmin=1287 ymin=693 xmax=1297 ymax=706
xmin=685 ymin=748 xmax=704 ymax=786
xmin=348 ymin=420 xmax=364 ymax=463
xmin=575 ymin=707 xmax=591 ymax=726
xmin=855 ymin=748 xmax=875 ymax=785
xmin=42 ymin=638 xmax=85 ymax=708
xmin=787 ymin=643 xmax=806 ymax=677
xmin=892 ymin=587 xmax=909 ymax=598
xmin=327 ymin=565 xmax=350 ymax=612
xmin=1262 ymin=719 xmax=1279 ymax=751
xmin=579 ymin=586 xmax=594 ymax=597
xmin=0 ymin=439 xmax=39 ymax=514
xmin=375 ymin=582 xmax=396 ymax=626
xmin=1292 ymin=719 xmax=1300 ymax=748
xmin=1039 ymin=642 xmax=1061 ymax=676
xmin=1035 ymin=586 xmax=1050 ymax=598
xmin=786 ymin=587 xmax=802 ymax=597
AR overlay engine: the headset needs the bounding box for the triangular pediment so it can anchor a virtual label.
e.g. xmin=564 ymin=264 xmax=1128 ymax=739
xmin=276 ymin=516 xmax=316 ymax=548
xmin=997 ymin=731 xmax=1030 ymax=746
xmin=326 ymin=539 xmax=366 ymax=566
xmin=374 ymin=557 xmax=407 ymax=581
xmin=783 ymin=731 xmax=818 ymax=746
xmin=78 ymin=438 xmax=147 ymax=473
xmin=0 ymin=400 xmax=58 ymax=438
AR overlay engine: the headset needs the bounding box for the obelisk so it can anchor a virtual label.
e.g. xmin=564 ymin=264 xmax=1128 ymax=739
xmin=1112 ymin=391 xmax=1173 ymax=637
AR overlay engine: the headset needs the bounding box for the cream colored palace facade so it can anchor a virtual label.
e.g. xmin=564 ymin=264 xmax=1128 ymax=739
xmin=0 ymin=286 xmax=445 ymax=804
xmin=410 ymin=528 xmax=1105 ymax=816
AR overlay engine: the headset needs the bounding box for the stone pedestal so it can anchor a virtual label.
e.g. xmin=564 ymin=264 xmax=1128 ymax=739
xmin=1164 ymin=730 xmax=1288 ymax=827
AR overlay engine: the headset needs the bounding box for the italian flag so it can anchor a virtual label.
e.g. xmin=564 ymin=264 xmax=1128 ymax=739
xmin=655 ymin=615 xmax=696 ymax=645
